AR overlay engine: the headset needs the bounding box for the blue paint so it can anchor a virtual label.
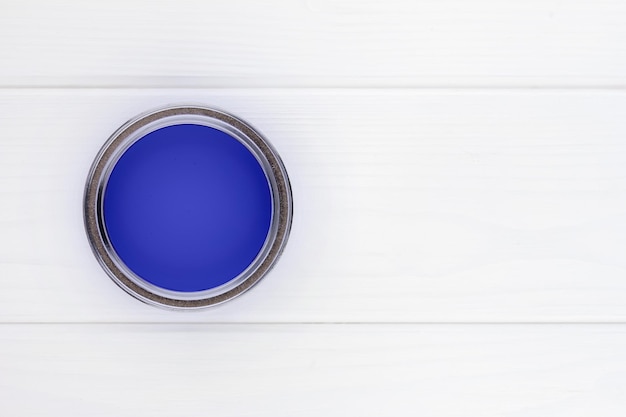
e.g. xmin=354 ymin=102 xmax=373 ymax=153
xmin=103 ymin=124 xmax=272 ymax=292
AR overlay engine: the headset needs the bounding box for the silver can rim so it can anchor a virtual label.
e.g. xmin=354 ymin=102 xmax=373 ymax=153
xmin=83 ymin=105 xmax=293 ymax=310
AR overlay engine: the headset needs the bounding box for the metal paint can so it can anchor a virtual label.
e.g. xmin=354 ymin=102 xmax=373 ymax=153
xmin=84 ymin=105 xmax=293 ymax=309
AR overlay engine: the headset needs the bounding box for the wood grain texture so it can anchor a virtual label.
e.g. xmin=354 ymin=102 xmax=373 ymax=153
xmin=1 ymin=89 xmax=625 ymax=323
xmin=1 ymin=324 xmax=626 ymax=416
xmin=2 ymin=0 xmax=626 ymax=87
xmin=3 ymin=0 xmax=626 ymax=415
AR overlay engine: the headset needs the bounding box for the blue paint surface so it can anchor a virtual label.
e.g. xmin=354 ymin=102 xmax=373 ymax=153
xmin=103 ymin=124 xmax=272 ymax=292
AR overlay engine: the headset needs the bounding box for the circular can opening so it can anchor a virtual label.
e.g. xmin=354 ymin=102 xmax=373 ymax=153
xmin=84 ymin=105 xmax=293 ymax=309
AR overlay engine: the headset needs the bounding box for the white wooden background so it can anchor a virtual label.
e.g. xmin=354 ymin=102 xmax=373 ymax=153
xmin=2 ymin=0 xmax=626 ymax=415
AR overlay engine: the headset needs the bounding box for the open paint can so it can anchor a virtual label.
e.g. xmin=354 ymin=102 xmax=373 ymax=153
xmin=84 ymin=105 xmax=292 ymax=309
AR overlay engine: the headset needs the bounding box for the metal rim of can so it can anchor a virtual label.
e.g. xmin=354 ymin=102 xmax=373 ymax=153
xmin=84 ymin=105 xmax=293 ymax=309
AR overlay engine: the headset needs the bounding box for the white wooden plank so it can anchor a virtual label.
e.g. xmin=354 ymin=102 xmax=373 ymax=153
xmin=2 ymin=0 xmax=626 ymax=87
xmin=1 ymin=89 xmax=626 ymax=322
xmin=1 ymin=324 xmax=625 ymax=416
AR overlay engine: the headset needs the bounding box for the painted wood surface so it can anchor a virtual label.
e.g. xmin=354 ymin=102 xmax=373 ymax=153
xmin=2 ymin=324 xmax=626 ymax=416
xmin=1 ymin=90 xmax=625 ymax=322
xmin=2 ymin=0 xmax=626 ymax=87
xmin=2 ymin=0 xmax=626 ymax=415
